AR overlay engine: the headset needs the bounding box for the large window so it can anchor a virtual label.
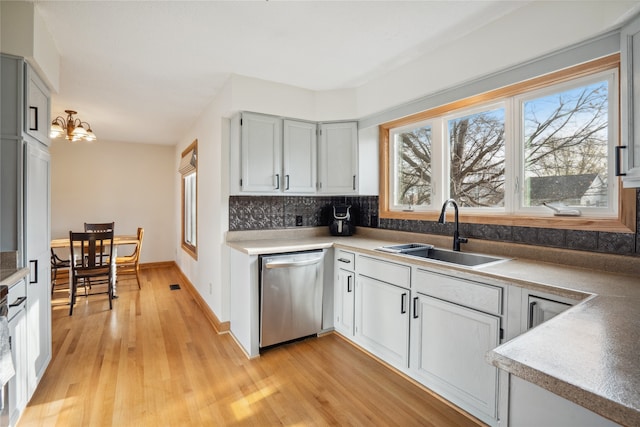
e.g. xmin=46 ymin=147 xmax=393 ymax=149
xmin=180 ymin=140 xmax=197 ymax=259
xmin=381 ymin=55 xmax=635 ymax=232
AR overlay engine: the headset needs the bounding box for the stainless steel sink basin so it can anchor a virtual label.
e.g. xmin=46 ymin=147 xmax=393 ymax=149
xmin=376 ymin=243 xmax=509 ymax=268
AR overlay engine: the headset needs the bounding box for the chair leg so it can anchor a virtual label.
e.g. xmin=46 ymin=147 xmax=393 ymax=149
xmin=69 ymin=278 xmax=75 ymax=316
xmin=51 ymin=266 xmax=57 ymax=295
xmin=135 ymin=267 xmax=141 ymax=289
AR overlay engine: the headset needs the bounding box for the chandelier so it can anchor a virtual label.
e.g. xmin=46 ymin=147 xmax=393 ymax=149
xmin=49 ymin=110 xmax=97 ymax=142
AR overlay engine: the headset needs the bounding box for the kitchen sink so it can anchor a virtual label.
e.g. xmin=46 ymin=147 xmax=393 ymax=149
xmin=376 ymin=243 xmax=509 ymax=268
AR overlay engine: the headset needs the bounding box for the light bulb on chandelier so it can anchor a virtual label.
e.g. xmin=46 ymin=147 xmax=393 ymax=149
xmin=50 ymin=110 xmax=97 ymax=142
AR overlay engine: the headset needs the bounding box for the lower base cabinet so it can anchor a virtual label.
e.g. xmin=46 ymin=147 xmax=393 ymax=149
xmin=8 ymin=307 xmax=27 ymax=426
xmin=334 ymin=268 xmax=355 ymax=337
xmin=509 ymin=375 xmax=620 ymax=427
xmin=409 ymin=294 xmax=500 ymax=424
xmin=355 ymin=276 xmax=409 ymax=369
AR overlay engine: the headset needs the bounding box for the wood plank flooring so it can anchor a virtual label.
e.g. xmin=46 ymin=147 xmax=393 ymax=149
xmin=19 ymin=266 xmax=483 ymax=426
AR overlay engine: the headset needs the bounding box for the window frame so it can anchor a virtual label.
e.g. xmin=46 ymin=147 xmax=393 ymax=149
xmin=180 ymin=140 xmax=198 ymax=259
xmin=379 ymin=54 xmax=636 ymax=233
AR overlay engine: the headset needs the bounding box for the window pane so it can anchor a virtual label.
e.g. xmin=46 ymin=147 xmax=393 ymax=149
xmin=448 ymin=108 xmax=505 ymax=207
xmin=523 ymin=81 xmax=609 ymax=208
xmin=184 ymin=172 xmax=196 ymax=245
xmin=393 ymin=125 xmax=432 ymax=207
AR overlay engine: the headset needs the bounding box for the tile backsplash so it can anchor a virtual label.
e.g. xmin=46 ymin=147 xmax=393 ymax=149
xmin=229 ymin=190 xmax=640 ymax=256
xmin=229 ymin=195 xmax=379 ymax=231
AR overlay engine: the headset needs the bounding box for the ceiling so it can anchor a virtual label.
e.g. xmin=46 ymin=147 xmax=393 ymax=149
xmin=33 ymin=1 xmax=637 ymax=146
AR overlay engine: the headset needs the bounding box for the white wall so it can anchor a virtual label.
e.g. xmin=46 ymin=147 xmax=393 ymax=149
xmin=50 ymin=139 xmax=175 ymax=264
xmin=355 ymin=1 xmax=638 ymax=121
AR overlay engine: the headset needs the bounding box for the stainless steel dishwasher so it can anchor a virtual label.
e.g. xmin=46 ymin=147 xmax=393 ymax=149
xmin=260 ymin=250 xmax=325 ymax=348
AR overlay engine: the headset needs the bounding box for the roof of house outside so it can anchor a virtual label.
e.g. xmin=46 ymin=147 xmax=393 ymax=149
xmin=528 ymin=173 xmax=599 ymax=202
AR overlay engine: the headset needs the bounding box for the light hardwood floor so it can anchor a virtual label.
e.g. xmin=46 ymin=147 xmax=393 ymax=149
xmin=19 ymin=266 xmax=483 ymax=426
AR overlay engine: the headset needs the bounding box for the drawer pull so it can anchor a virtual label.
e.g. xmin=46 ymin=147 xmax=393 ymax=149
xmin=337 ymin=258 xmax=351 ymax=264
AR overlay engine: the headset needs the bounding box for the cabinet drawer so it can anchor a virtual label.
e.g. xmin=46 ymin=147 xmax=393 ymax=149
xmin=358 ymin=255 xmax=410 ymax=288
xmin=336 ymin=250 xmax=355 ymax=270
xmin=414 ymin=269 xmax=502 ymax=315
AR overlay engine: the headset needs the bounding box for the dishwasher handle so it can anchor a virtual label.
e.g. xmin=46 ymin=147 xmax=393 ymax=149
xmin=265 ymin=257 xmax=323 ymax=269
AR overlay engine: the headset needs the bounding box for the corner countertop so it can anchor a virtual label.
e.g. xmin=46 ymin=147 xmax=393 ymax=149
xmin=226 ymin=227 xmax=640 ymax=426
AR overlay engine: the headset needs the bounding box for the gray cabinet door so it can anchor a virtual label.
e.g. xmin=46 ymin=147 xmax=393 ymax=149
xmin=621 ymin=14 xmax=640 ymax=187
xmin=24 ymin=140 xmax=51 ymax=397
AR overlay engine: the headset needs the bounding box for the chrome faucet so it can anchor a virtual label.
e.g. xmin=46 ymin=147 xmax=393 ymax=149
xmin=438 ymin=199 xmax=468 ymax=251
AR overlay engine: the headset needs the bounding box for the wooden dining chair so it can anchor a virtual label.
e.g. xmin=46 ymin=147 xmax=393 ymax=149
xmin=84 ymin=222 xmax=114 ymax=232
xmin=68 ymin=230 xmax=115 ymax=315
xmin=115 ymin=227 xmax=144 ymax=289
xmin=50 ymin=248 xmax=70 ymax=295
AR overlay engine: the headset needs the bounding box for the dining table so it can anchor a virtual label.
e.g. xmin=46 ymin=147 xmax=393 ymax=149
xmin=51 ymin=234 xmax=140 ymax=298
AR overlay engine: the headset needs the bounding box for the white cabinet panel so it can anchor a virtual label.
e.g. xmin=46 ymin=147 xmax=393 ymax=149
xmin=410 ymin=294 xmax=499 ymax=423
xmin=8 ymin=307 xmax=27 ymax=426
xmin=25 ymin=66 xmax=50 ymax=145
xmin=414 ymin=268 xmax=502 ymax=315
xmin=283 ymin=119 xmax=316 ymax=193
xmin=621 ymin=14 xmax=640 ymax=187
xmin=355 ymin=276 xmax=409 ymax=369
xmin=24 ymin=141 xmax=51 ymax=397
xmin=318 ymin=122 xmax=358 ymax=194
xmin=240 ymin=112 xmax=282 ymax=192
xmin=358 ymin=255 xmax=410 ymax=288
xmin=334 ymin=268 xmax=355 ymax=337
xmin=509 ymin=375 xmax=620 ymax=427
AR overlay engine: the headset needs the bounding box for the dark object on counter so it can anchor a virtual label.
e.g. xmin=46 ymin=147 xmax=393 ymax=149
xmin=329 ymin=204 xmax=354 ymax=236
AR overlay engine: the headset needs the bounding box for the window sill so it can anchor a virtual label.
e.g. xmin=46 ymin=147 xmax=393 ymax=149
xmin=182 ymin=243 xmax=198 ymax=260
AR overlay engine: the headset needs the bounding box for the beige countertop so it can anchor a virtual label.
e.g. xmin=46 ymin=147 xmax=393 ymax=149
xmin=226 ymin=227 xmax=640 ymax=426
xmin=0 ymin=267 xmax=29 ymax=288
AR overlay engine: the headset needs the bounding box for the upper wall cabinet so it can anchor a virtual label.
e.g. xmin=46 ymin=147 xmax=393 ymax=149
xmin=25 ymin=65 xmax=51 ymax=145
xmin=232 ymin=112 xmax=358 ymax=195
xmin=240 ymin=112 xmax=283 ymax=192
xmin=283 ymin=119 xmax=317 ymax=193
xmin=317 ymin=122 xmax=358 ymax=194
xmin=620 ymin=14 xmax=640 ymax=187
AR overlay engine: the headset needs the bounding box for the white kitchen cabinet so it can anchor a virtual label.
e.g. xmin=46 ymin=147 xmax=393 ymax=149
xmin=334 ymin=250 xmax=355 ymax=337
xmin=240 ymin=112 xmax=282 ymax=193
xmin=8 ymin=304 xmax=27 ymax=426
xmin=620 ymin=14 xmax=640 ymax=187
xmin=239 ymin=113 xmax=318 ymax=194
xmin=317 ymin=122 xmax=358 ymax=194
xmin=410 ymin=293 xmax=500 ymax=424
xmin=412 ymin=268 xmax=503 ymax=425
xmin=24 ymin=140 xmax=51 ymax=398
xmin=24 ymin=66 xmax=50 ymax=146
xmin=283 ymin=119 xmax=316 ymax=193
xmin=354 ymin=275 xmax=410 ymax=370
xmin=509 ymin=375 xmax=621 ymax=427
xmin=526 ymin=295 xmax=572 ymax=329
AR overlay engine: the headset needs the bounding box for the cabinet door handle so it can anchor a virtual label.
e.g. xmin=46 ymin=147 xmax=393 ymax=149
xmin=401 ymin=293 xmax=407 ymax=314
xmin=412 ymin=297 xmax=419 ymax=319
xmin=29 ymin=259 xmax=38 ymax=284
xmin=347 ymin=276 xmax=352 ymax=293
xmin=528 ymin=301 xmax=538 ymax=328
xmin=29 ymin=106 xmax=38 ymax=131
xmin=275 ymin=174 xmax=280 ymax=189
xmin=10 ymin=296 xmax=27 ymax=308
xmin=337 ymin=258 xmax=351 ymax=264
xmin=615 ymin=145 xmax=627 ymax=176
xmin=352 ymin=175 xmax=356 ymax=190
xmin=285 ymin=174 xmax=290 ymax=190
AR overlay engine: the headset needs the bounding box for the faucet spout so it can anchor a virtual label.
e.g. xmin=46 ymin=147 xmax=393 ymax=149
xmin=438 ymin=199 xmax=468 ymax=251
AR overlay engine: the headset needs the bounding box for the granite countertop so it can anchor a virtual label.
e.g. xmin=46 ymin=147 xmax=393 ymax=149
xmin=226 ymin=227 xmax=640 ymax=426
xmin=0 ymin=268 xmax=29 ymax=288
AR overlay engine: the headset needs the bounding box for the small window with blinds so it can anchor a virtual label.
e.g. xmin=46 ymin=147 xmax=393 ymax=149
xmin=180 ymin=140 xmax=197 ymax=259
